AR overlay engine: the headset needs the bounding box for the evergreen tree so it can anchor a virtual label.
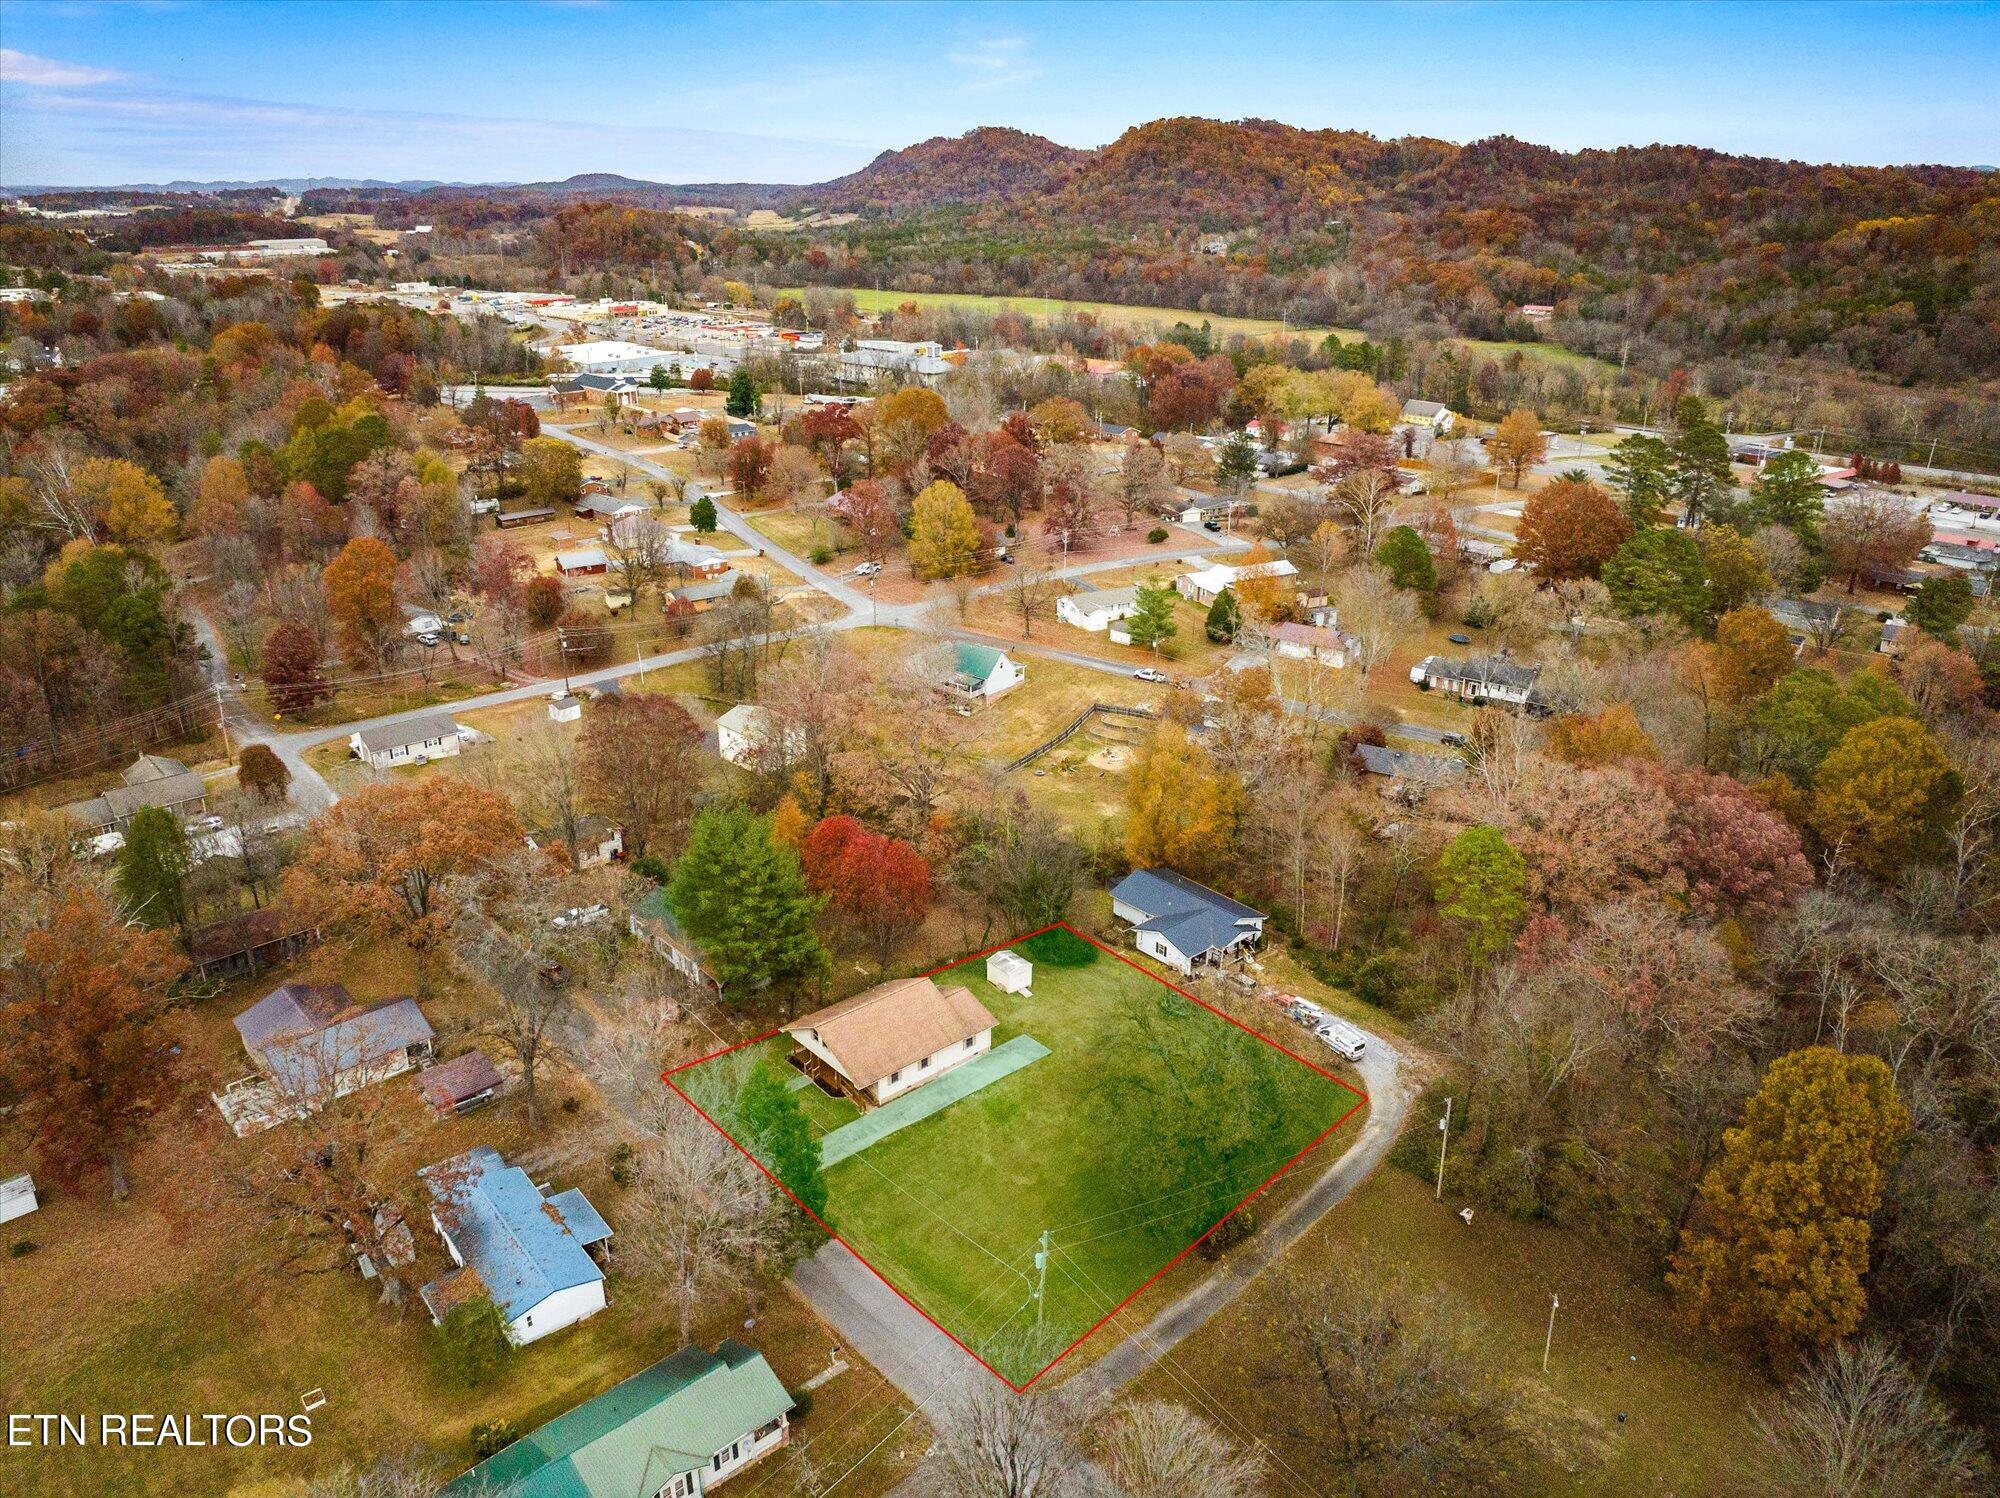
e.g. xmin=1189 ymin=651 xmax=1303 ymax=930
xmin=1905 ymin=573 xmax=1974 ymax=639
xmin=648 ymin=365 xmax=670 ymax=392
xmin=1431 ymin=825 xmax=1525 ymax=966
xmin=1204 ymin=586 xmax=1241 ymax=643
xmin=1125 ymin=579 xmax=1180 ymax=651
xmin=737 ymin=1061 xmax=828 ymax=1217
xmin=1375 ymin=525 xmax=1438 ymax=591
xmin=1602 ymin=527 xmax=1711 ymax=626
xmin=1749 ymin=450 xmax=1826 ymax=542
xmin=689 ymin=493 xmax=719 ymax=536
xmin=1666 ymin=398 xmax=1735 ymax=527
xmin=1604 ymin=434 xmax=1673 ymax=530
xmin=116 ymin=806 xmax=191 ymax=940
xmin=1215 ymin=429 xmax=1259 ymax=489
xmin=725 ymin=369 xmax=761 ymax=419
xmin=667 ymin=804 xmax=826 ymax=1001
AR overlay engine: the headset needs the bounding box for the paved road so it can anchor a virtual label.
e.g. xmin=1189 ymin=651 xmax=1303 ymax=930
xmin=793 ymin=1024 xmax=1410 ymax=1413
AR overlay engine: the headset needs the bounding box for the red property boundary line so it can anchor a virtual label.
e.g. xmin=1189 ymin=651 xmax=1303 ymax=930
xmin=660 ymin=920 xmax=1369 ymax=1392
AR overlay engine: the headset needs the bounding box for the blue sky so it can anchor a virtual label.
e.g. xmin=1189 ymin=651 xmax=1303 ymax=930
xmin=3 ymin=1 xmax=1996 ymax=186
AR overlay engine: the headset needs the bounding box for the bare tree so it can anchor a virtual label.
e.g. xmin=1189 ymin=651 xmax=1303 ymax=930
xmin=1335 ymin=563 xmax=1418 ymax=683
xmin=302 ymin=1452 xmax=442 ymax=1498
xmin=1754 ymin=1337 xmax=1989 ymax=1496
xmin=605 ymin=515 xmax=670 ymax=612
xmin=508 ymin=720 xmax=589 ymax=862
xmin=923 ymin=1379 xmax=1090 ymax=1498
xmin=1331 ymin=467 xmax=1399 ymax=557
xmin=451 ymin=895 xmax=581 ymax=1129
xmin=1008 ymin=564 xmax=1060 ymax=638
xmin=1101 ymin=1401 xmax=1266 ymax=1498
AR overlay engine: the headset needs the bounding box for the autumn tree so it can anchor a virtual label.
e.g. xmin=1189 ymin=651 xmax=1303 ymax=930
xmin=73 ymin=456 xmax=178 ymax=545
xmin=1516 ymin=475 xmax=1630 ymax=581
xmin=908 ymin=479 xmax=981 ymax=579
xmin=1905 ymin=573 xmax=1974 ymax=640
xmin=1811 ymin=716 xmax=1961 ymax=878
xmin=1712 ymin=606 xmax=1796 ymax=703
xmin=0 ymin=889 xmax=184 ymax=1199
xmin=1822 ymin=491 xmax=1931 ymax=593
xmin=1646 ymin=764 xmax=1812 ymax=921
xmin=799 ymin=818 xmax=932 ymax=968
xmin=324 ymin=535 xmax=400 ymax=668
xmin=1432 ymin=825 xmax=1526 ymax=967
xmin=517 ymin=436 xmax=583 ymax=507
xmin=1124 ymin=723 xmax=1242 ymax=884
xmin=1543 ymin=702 xmax=1659 ymax=766
xmin=1670 ymin=1047 xmax=1909 ymax=1367
xmin=579 ymin=695 xmax=702 ymax=861
xmin=1487 ymin=408 xmax=1547 ymax=486
xmin=1696 ymin=525 xmax=1772 ymax=615
xmin=284 ymin=777 xmax=523 ymax=986
xmin=261 ymin=619 xmax=329 ymax=714
xmin=237 ymin=743 xmax=292 ymax=803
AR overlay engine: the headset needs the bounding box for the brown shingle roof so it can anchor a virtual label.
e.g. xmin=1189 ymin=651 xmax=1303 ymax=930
xmin=786 ymin=976 xmax=995 ymax=1089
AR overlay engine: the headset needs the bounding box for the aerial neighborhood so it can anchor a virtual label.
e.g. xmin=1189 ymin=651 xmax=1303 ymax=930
xmin=1 ymin=5 xmax=1997 ymax=1495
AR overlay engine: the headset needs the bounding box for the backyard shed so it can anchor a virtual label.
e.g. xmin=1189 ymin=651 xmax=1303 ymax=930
xmin=0 ymin=1172 xmax=37 ymax=1224
xmin=986 ymin=949 xmax=1033 ymax=995
xmin=418 ymin=1051 xmax=505 ymax=1117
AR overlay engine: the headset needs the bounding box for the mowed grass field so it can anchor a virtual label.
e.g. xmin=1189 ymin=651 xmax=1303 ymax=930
xmin=783 ymin=287 xmax=1360 ymax=343
xmin=681 ymin=930 xmax=1363 ymax=1385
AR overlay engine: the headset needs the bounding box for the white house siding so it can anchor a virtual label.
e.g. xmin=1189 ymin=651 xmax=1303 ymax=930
xmin=869 ymin=1028 xmax=994 ymax=1104
xmin=979 ymin=656 xmax=1025 ymax=698
xmin=1111 ymin=897 xmax=1153 ymax=927
xmin=1056 ymin=598 xmax=1134 ymax=632
xmin=506 ymin=1280 xmax=606 ymax=1346
xmin=705 ymin=1417 xmax=789 ymax=1488
xmin=1137 ymin=930 xmax=1194 ymax=974
xmin=354 ymin=733 xmax=462 ymax=771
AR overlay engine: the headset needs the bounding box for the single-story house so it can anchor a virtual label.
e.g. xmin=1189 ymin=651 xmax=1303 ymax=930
xmin=1520 ymin=304 xmax=1554 ymax=321
xmin=555 ymin=547 xmax=610 ymax=578
xmin=1400 ymin=399 xmax=1456 ymax=434
xmin=1056 ymin=584 xmax=1140 ymax=633
xmin=628 ymin=886 xmax=722 ymax=1001
xmin=494 ymin=505 xmax=556 ymax=529
xmin=1109 ymin=867 xmax=1268 ymax=974
xmin=349 ymin=711 xmax=465 ymax=770
xmin=1771 ymin=597 xmax=1845 ymax=649
xmin=666 ymin=572 xmax=742 ymax=613
xmin=442 ymin=1341 xmax=793 ymax=1498
xmin=526 ymin=813 xmax=625 ymax=869
xmin=227 ymin=982 xmax=434 ymax=1119
xmin=1353 ymin=742 xmax=1468 ymax=799
xmin=715 ymin=703 xmax=802 ymax=769
xmin=419 ymin=1145 xmax=612 ymax=1346
xmin=187 ymin=907 xmax=322 ymax=983
xmin=1175 ymin=558 xmax=1298 ymax=606
xmin=58 ymin=753 xmax=210 ymax=834
xmin=666 ymin=539 xmax=730 ymax=578
xmin=1268 ymin=621 xmax=1351 ymax=666
xmin=401 ymin=602 xmax=445 ymax=639
xmin=1410 ymin=654 xmax=1542 ymax=708
xmin=1922 ymin=540 xmax=2000 ymax=574
xmin=418 ymin=1051 xmax=505 ymax=1118
xmin=938 ymin=641 xmax=1024 ymax=701
xmin=786 ymin=975 xmax=996 ymax=1109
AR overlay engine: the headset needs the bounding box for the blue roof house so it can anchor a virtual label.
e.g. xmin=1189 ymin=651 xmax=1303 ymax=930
xmin=1109 ymin=868 xmax=1268 ymax=975
xmin=443 ymin=1341 xmax=795 ymax=1497
xmin=419 ymin=1146 xmax=613 ymax=1345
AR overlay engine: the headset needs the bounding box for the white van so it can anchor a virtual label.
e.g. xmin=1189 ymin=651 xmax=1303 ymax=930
xmin=1314 ymin=1017 xmax=1368 ymax=1063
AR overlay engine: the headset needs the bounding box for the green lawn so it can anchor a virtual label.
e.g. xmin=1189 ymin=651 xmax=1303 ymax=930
xmin=681 ymin=930 xmax=1363 ymax=1384
xmin=783 ymin=287 xmax=1361 ymax=343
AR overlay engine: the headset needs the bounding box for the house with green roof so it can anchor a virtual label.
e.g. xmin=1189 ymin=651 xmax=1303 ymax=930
xmin=627 ymin=886 xmax=722 ymax=1001
xmin=444 ymin=1341 xmax=794 ymax=1497
xmin=938 ymin=640 xmax=1024 ymax=702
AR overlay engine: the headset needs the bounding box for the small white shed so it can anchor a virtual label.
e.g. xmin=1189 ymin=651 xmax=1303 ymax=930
xmin=986 ymin=949 xmax=1033 ymax=996
xmin=0 ymin=1172 xmax=38 ymax=1224
xmin=548 ymin=692 xmax=582 ymax=723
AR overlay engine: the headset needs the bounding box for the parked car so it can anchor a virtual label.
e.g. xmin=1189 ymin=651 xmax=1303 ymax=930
xmin=852 ymin=561 xmax=882 ymax=577
xmin=552 ymin=903 xmax=610 ymax=930
xmin=1134 ymin=667 xmax=1170 ymax=683
xmin=1286 ymin=997 xmax=1333 ymax=1029
xmin=1314 ymin=1017 xmax=1369 ymax=1062
xmin=1203 ymin=518 xmax=1223 ymax=532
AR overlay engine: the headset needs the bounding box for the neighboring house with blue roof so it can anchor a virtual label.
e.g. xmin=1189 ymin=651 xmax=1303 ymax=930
xmin=1109 ymin=868 xmax=1268 ymax=974
xmin=443 ymin=1341 xmax=794 ymax=1497
xmin=419 ymin=1145 xmax=612 ymax=1346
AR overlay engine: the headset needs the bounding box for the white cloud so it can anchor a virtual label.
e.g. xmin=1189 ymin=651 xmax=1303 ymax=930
xmin=0 ymin=49 xmax=124 ymax=88
xmin=945 ymin=35 xmax=1039 ymax=91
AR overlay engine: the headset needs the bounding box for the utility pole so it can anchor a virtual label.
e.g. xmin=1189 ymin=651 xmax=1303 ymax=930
xmin=1543 ymin=1291 xmax=1560 ymax=1373
xmin=213 ymin=681 xmax=231 ymax=758
xmin=1435 ymin=1096 xmax=1452 ymax=1201
xmin=1033 ymin=1229 xmax=1051 ymax=1326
